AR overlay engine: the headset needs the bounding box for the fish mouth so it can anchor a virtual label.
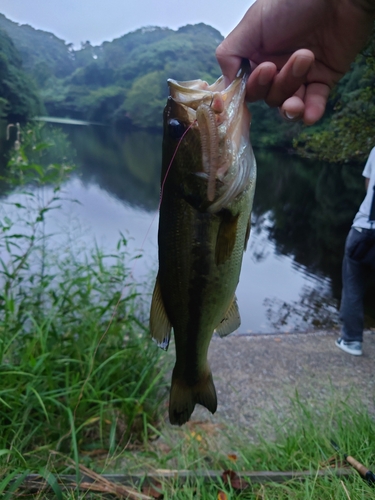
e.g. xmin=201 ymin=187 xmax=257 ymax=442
xmin=167 ymin=69 xmax=247 ymax=123
xmin=167 ymin=66 xmax=251 ymax=209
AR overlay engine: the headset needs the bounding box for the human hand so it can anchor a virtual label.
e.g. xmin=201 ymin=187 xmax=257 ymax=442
xmin=216 ymin=0 xmax=375 ymax=125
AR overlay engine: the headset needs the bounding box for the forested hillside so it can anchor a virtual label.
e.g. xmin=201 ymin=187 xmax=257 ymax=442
xmin=0 ymin=15 xmax=223 ymax=128
xmin=0 ymin=12 xmax=374 ymax=162
xmin=0 ymin=25 xmax=42 ymax=120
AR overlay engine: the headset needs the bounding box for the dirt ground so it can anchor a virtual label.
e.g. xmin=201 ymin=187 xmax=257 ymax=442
xmin=185 ymin=329 xmax=375 ymax=432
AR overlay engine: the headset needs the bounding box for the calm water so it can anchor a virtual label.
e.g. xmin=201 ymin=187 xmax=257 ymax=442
xmin=2 ymin=123 xmax=375 ymax=333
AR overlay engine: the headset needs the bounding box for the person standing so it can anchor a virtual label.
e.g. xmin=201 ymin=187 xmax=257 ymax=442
xmin=336 ymin=147 xmax=375 ymax=355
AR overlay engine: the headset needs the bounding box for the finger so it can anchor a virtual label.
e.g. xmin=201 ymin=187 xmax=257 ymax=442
xmin=216 ymin=6 xmax=259 ymax=85
xmin=303 ymin=83 xmax=330 ymax=125
xmin=245 ymin=62 xmax=278 ymax=102
xmin=279 ymin=87 xmax=306 ymax=122
xmin=216 ymin=42 xmax=244 ymax=86
xmin=265 ymin=49 xmax=314 ymax=108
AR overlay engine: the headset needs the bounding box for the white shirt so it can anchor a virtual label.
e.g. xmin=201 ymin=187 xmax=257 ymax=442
xmin=352 ymin=146 xmax=375 ymax=229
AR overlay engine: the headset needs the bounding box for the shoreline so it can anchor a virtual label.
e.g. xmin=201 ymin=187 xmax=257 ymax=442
xmin=229 ymin=328 xmax=375 ymax=338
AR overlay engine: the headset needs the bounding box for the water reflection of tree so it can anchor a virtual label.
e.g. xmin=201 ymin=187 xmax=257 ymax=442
xmin=66 ymin=125 xmax=161 ymax=212
xmin=264 ymin=283 xmax=339 ymax=331
xmin=249 ymin=212 xmax=274 ymax=263
xmin=253 ymin=149 xmax=375 ymax=328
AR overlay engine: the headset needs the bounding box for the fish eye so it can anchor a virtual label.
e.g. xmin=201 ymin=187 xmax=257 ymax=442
xmin=168 ymin=119 xmax=186 ymax=140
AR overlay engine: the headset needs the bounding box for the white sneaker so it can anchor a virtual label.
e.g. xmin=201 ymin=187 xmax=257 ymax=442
xmin=335 ymin=337 xmax=362 ymax=356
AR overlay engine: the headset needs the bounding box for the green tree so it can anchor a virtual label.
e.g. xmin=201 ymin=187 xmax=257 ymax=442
xmin=294 ymin=28 xmax=375 ymax=163
xmin=124 ymin=71 xmax=166 ymax=128
xmin=0 ymin=28 xmax=42 ymax=120
xmin=0 ymin=13 xmax=76 ymax=81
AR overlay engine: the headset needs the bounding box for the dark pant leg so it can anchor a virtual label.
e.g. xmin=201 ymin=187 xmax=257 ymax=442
xmin=339 ymin=228 xmax=366 ymax=342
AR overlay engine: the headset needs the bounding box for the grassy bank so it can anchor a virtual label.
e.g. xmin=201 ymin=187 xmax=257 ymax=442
xmin=90 ymin=394 xmax=375 ymax=500
xmin=0 ymin=125 xmax=166 ymax=485
xmin=2 ymin=394 xmax=374 ymax=498
xmin=135 ymin=395 xmax=375 ymax=500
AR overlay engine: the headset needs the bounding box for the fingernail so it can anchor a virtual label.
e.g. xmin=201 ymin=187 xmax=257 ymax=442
xmin=292 ymin=56 xmax=312 ymax=78
xmin=282 ymin=110 xmax=300 ymax=122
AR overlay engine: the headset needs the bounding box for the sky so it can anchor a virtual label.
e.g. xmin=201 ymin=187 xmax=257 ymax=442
xmin=1 ymin=0 xmax=255 ymax=47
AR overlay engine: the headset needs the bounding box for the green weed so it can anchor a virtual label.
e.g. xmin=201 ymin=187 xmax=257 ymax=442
xmin=0 ymin=125 xmax=166 ymax=483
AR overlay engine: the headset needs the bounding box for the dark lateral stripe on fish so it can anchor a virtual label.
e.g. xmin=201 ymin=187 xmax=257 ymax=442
xmin=184 ymin=213 xmax=211 ymax=386
xmin=215 ymin=209 xmax=239 ymax=266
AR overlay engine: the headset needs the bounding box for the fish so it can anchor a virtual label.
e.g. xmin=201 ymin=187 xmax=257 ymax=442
xmin=149 ymin=64 xmax=257 ymax=426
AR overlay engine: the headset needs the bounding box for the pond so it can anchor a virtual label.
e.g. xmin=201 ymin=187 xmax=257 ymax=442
xmin=2 ymin=122 xmax=375 ymax=333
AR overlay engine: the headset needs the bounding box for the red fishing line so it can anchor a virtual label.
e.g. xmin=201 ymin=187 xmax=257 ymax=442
xmin=159 ymin=121 xmax=194 ymax=208
xmin=139 ymin=121 xmax=195 ymax=249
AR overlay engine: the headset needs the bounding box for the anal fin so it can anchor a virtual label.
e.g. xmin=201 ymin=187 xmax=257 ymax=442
xmin=149 ymin=274 xmax=172 ymax=350
xmin=214 ymin=295 xmax=241 ymax=337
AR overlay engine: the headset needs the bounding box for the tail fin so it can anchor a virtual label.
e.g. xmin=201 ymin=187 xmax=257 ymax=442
xmin=169 ymin=368 xmax=217 ymax=426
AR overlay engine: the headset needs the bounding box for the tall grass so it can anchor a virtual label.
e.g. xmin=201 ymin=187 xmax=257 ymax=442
xmin=0 ymin=124 xmax=166 ymax=477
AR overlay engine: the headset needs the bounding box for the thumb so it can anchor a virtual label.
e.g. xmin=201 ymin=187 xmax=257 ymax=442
xmin=216 ymin=41 xmax=244 ymax=86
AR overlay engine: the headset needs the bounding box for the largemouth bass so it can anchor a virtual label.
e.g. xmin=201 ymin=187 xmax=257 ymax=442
xmin=150 ymin=65 xmax=256 ymax=425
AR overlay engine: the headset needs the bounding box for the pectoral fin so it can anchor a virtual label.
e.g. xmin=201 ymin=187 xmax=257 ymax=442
xmin=215 ymin=210 xmax=239 ymax=266
xmin=214 ymin=295 xmax=241 ymax=337
xmin=150 ymin=275 xmax=172 ymax=350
